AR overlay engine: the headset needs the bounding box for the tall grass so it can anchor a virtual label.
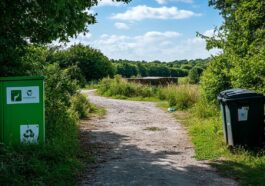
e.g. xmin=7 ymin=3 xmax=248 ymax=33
xmin=159 ymin=85 xmax=199 ymax=109
xmin=98 ymin=76 xmax=199 ymax=109
xmin=98 ymin=75 xmax=156 ymax=98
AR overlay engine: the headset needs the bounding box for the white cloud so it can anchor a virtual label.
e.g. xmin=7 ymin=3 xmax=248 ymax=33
xmin=111 ymin=5 xmax=200 ymax=21
xmin=52 ymin=30 xmax=221 ymax=61
xmin=156 ymin=0 xmax=193 ymax=4
xmin=51 ymin=33 xmax=92 ymax=47
xmin=88 ymin=31 xmax=219 ymax=61
xmin=68 ymin=33 xmax=92 ymax=45
xmin=115 ymin=22 xmax=130 ymax=30
xmin=97 ymin=0 xmax=124 ymax=6
xmin=203 ymin=29 xmax=215 ymax=37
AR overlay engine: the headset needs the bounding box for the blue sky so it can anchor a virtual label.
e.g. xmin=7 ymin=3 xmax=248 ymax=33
xmin=67 ymin=0 xmax=223 ymax=61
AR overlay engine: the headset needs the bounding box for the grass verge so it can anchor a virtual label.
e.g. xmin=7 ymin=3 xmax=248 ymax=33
xmin=173 ymin=103 xmax=265 ymax=186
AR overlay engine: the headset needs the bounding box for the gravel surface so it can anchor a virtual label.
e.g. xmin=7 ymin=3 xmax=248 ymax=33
xmin=80 ymin=90 xmax=238 ymax=186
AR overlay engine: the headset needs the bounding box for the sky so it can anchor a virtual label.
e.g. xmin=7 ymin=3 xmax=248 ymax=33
xmin=63 ymin=0 xmax=223 ymax=62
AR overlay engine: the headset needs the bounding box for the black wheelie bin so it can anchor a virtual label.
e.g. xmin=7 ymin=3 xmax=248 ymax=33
xmin=218 ymin=89 xmax=265 ymax=147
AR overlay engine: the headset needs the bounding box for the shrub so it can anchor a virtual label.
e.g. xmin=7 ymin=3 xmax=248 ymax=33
xmin=188 ymin=67 xmax=200 ymax=84
xmin=65 ymin=65 xmax=87 ymax=88
xmin=230 ymin=49 xmax=265 ymax=95
xmin=70 ymin=93 xmax=90 ymax=119
xmin=200 ymin=55 xmax=232 ymax=103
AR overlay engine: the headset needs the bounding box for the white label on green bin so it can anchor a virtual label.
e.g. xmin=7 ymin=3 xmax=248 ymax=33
xmin=20 ymin=124 xmax=39 ymax=144
xmin=6 ymin=86 xmax=39 ymax=104
xmin=238 ymin=106 xmax=249 ymax=121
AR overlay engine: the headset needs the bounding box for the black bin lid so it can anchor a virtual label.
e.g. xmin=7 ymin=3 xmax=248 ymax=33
xmin=217 ymin=88 xmax=264 ymax=102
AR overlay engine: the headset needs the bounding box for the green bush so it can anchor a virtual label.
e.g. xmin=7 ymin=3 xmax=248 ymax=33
xmin=70 ymin=93 xmax=90 ymax=119
xmin=200 ymin=55 xmax=232 ymax=103
xmin=188 ymin=68 xmax=199 ymax=84
xmin=230 ymin=49 xmax=265 ymax=95
xmin=188 ymin=67 xmax=201 ymax=84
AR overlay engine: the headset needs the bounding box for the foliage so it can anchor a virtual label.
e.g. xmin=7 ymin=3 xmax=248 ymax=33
xmin=200 ymin=55 xmax=232 ymax=103
xmin=0 ymin=0 xmax=130 ymax=76
xmin=230 ymin=49 xmax=265 ymax=94
xmin=98 ymin=75 xmax=156 ymax=98
xmin=168 ymin=94 xmax=177 ymax=107
xmin=200 ymin=0 xmax=265 ymax=101
xmin=98 ymin=77 xmax=199 ymax=110
xmin=116 ymin=63 xmax=138 ymax=78
xmin=65 ymin=65 xmax=87 ymax=88
xmin=48 ymin=44 xmax=115 ymax=82
xmin=112 ymin=58 xmax=208 ymax=78
xmin=70 ymin=93 xmax=91 ymax=119
xmin=160 ymin=85 xmax=199 ymax=110
xmin=85 ymin=80 xmax=100 ymax=90
xmin=21 ymin=45 xmax=48 ymax=76
xmin=188 ymin=67 xmax=201 ymax=84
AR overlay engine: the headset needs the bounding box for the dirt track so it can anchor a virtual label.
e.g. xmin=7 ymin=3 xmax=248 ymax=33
xmin=80 ymin=90 xmax=238 ymax=186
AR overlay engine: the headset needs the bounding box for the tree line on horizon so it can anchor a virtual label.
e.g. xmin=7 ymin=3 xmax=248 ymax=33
xmin=19 ymin=43 xmax=208 ymax=86
xmin=50 ymin=43 xmax=208 ymax=82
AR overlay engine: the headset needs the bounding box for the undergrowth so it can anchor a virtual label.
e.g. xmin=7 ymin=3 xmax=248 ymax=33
xmin=98 ymin=75 xmax=198 ymax=110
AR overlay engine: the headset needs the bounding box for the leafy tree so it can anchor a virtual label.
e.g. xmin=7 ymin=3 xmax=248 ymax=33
xmin=21 ymin=45 xmax=48 ymax=76
xmin=137 ymin=63 xmax=149 ymax=77
xmin=148 ymin=65 xmax=170 ymax=77
xmin=181 ymin=64 xmax=193 ymax=70
xmin=0 ymin=0 xmax=130 ymax=76
xmin=116 ymin=63 xmax=138 ymax=78
xmin=49 ymin=44 xmax=115 ymax=82
xmin=200 ymin=0 xmax=265 ymax=101
xmin=170 ymin=68 xmax=188 ymax=77
xmin=113 ymin=58 xmax=208 ymax=78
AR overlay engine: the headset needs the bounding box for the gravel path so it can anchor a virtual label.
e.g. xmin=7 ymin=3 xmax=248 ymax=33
xmin=80 ymin=90 xmax=238 ymax=186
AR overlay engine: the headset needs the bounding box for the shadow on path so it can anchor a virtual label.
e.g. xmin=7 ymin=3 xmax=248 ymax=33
xmin=80 ymin=129 xmax=237 ymax=186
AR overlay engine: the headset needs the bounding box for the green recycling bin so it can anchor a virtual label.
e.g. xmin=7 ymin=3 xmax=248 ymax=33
xmin=0 ymin=76 xmax=45 ymax=145
xmin=218 ymin=89 xmax=265 ymax=147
